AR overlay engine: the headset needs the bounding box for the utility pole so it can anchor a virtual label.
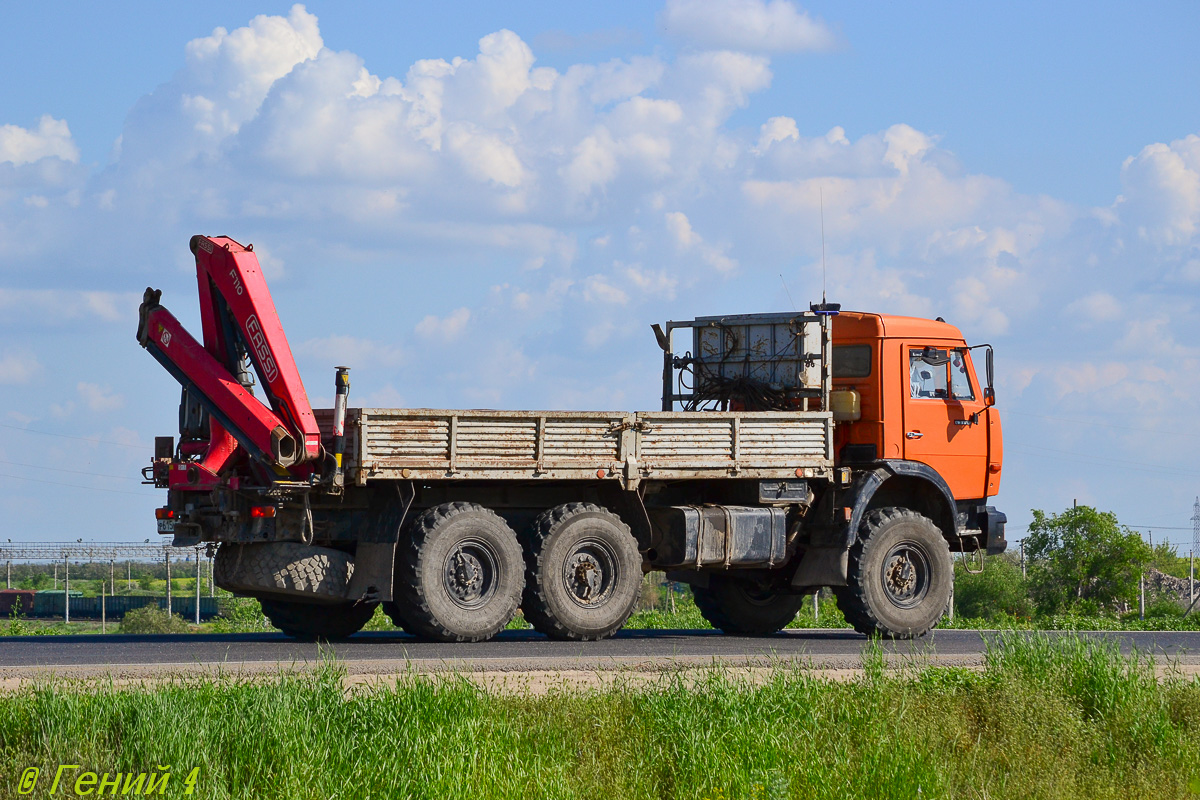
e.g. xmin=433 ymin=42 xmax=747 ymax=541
xmin=110 ymin=560 xmax=115 ymax=595
xmin=209 ymin=554 xmax=214 ymax=597
xmin=127 ymin=561 xmax=132 ymax=592
xmin=1020 ymin=540 xmax=1026 ymax=579
xmin=101 ymin=581 xmax=106 ymax=634
xmin=165 ymin=552 xmax=172 ymax=617
xmin=813 ymin=589 xmax=819 ymax=621
xmin=64 ymin=557 xmax=69 ymax=624
xmin=53 ymin=562 xmax=58 ymax=590
xmin=5 ymin=560 xmax=9 ymax=589
xmin=1191 ymin=550 xmax=1195 ymax=609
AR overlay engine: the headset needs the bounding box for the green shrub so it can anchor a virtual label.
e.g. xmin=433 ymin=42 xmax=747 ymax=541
xmin=119 ymin=605 xmax=192 ymax=634
xmin=953 ymin=554 xmax=1033 ymax=620
xmin=208 ymin=597 xmax=270 ymax=633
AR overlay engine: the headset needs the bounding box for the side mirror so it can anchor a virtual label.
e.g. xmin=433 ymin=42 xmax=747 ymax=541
xmin=984 ymin=387 xmax=995 ymax=407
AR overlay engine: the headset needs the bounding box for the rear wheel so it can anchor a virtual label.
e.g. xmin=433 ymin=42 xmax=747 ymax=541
xmin=692 ymin=576 xmax=805 ymax=635
xmin=394 ymin=502 xmax=524 ymax=642
xmin=259 ymin=599 xmax=376 ymax=641
xmin=521 ymin=503 xmax=642 ymax=641
xmin=833 ymin=507 xmax=952 ymax=639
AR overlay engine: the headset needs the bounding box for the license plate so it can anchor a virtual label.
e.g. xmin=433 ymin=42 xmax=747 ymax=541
xmin=157 ymin=519 xmax=175 ymax=533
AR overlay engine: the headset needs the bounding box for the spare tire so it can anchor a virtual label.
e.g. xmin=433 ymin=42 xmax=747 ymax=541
xmin=214 ymin=542 xmax=353 ymax=603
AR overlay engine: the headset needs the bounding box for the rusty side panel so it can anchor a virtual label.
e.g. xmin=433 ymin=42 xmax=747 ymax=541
xmin=316 ymin=407 xmax=832 ymax=484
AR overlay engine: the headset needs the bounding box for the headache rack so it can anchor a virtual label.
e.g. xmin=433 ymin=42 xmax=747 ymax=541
xmin=655 ymin=310 xmax=832 ymax=413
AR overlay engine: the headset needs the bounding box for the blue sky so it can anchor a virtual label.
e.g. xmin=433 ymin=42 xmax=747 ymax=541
xmin=1 ymin=1 xmax=1198 ymax=547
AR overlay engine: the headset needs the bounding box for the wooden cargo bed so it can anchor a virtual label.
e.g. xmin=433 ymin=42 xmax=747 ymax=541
xmin=316 ymin=408 xmax=833 ymax=487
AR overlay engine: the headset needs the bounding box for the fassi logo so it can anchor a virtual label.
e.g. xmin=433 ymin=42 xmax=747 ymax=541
xmin=245 ymin=315 xmax=279 ymax=382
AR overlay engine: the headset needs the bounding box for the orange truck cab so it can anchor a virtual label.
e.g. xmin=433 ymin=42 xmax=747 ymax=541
xmin=828 ymin=312 xmax=1006 ymax=557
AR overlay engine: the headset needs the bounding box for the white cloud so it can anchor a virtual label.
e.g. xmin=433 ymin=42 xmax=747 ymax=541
xmin=297 ymin=335 xmax=405 ymax=368
xmin=414 ymin=307 xmax=471 ymax=340
xmin=0 ymin=350 xmax=40 ymax=384
xmin=0 ymin=289 xmax=141 ymax=325
xmin=664 ymin=211 xmax=737 ymax=273
xmin=624 ymin=264 xmax=678 ymax=300
xmin=755 ymin=115 xmax=799 ymax=153
xmin=661 ymin=0 xmax=837 ymax=53
xmin=1065 ymin=291 xmax=1122 ymax=324
xmin=1117 ymin=134 xmax=1200 ymax=247
xmin=3 ymin=5 xmax=1200 ymax=527
xmin=582 ymin=274 xmax=629 ymax=305
xmin=77 ymin=382 xmax=124 ymax=412
xmin=0 ymin=115 xmax=79 ymax=165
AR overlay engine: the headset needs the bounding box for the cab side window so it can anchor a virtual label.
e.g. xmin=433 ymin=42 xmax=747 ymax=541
xmin=909 ymin=348 xmax=975 ymax=401
xmin=909 ymin=350 xmax=947 ymax=398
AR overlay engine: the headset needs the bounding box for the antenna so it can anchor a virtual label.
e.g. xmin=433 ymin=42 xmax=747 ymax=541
xmin=779 ymin=274 xmax=796 ymax=311
xmin=820 ymin=186 xmax=827 ymax=305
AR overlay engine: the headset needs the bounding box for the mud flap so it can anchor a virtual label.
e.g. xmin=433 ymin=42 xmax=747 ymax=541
xmin=790 ymin=546 xmax=849 ymax=588
xmin=346 ymin=541 xmax=397 ymax=603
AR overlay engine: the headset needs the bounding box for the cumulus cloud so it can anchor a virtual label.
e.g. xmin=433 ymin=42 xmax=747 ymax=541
xmin=0 ymin=289 xmax=140 ymax=325
xmin=1 ymin=4 xmax=1199 ymax=519
xmin=0 ymin=115 xmax=79 ymax=165
xmin=1117 ymin=134 xmax=1200 ymax=247
xmin=660 ymin=0 xmax=837 ymax=53
xmin=0 ymin=350 xmax=40 ymax=385
xmin=297 ymin=335 xmax=406 ymax=368
xmin=414 ymin=308 xmax=471 ymax=340
xmin=77 ymin=382 xmax=124 ymax=412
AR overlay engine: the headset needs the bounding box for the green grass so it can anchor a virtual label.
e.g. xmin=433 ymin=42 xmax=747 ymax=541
xmin=2 ymin=633 xmax=1199 ymax=799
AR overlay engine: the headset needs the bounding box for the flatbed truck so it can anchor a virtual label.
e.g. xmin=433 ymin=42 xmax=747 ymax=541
xmin=138 ymin=235 xmax=1006 ymax=641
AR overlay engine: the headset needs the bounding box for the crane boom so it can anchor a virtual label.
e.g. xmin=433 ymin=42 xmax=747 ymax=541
xmin=137 ymin=235 xmax=321 ymax=482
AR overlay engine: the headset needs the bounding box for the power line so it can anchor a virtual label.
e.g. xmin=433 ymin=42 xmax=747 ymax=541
xmin=1007 ymin=442 xmax=1200 ymax=477
xmin=0 ymin=471 xmax=157 ymax=498
xmin=0 ymin=422 xmax=145 ymax=449
xmin=1006 ymin=409 xmax=1200 ymax=440
xmin=0 ymin=457 xmax=140 ymax=481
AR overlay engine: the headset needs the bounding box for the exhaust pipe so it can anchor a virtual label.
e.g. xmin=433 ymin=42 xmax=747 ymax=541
xmin=331 ymin=367 xmax=350 ymax=488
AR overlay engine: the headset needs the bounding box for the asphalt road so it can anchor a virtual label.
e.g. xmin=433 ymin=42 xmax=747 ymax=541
xmin=2 ymin=629 xmax=1199 ymax=675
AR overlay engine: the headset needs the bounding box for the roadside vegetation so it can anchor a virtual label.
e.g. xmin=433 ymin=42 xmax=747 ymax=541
xmin=4 ymin=504 xmax=1195 ymax=636
xmin=2 ymin=633 xmax=1199 ymax=799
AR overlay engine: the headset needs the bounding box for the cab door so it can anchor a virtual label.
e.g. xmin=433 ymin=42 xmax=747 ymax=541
xmin=901 ymin=343 xmax=989 ymax=499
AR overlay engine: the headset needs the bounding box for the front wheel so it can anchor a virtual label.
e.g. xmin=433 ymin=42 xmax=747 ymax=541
xmin=692 ymin=576 xmax=806 ymax=635
xmin=833 ymin=507 xmax=952 ymax=639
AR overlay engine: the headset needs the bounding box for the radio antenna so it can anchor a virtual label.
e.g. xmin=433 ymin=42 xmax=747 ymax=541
xmin=820 ymin=186 xmax=827 ymax=305
xmin=779 ymin=273 xmax=796 ymax=311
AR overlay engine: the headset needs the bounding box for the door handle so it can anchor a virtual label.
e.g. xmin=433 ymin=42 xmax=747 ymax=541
xmin=906 ymin=431 xmax=923 ymax=439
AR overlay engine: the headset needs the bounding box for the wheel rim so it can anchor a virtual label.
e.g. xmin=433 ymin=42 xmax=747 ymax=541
xmin=880 ymin=541 xmax=931 ymax=609
xmin=561 ymin=537 xmax=619 ymax=608
xmin=443 ymin=537 xmax=500 ymax=609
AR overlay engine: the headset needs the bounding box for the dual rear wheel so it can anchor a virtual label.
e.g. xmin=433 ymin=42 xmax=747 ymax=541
xmin=385 ymin=502 xmax=642 ymax=642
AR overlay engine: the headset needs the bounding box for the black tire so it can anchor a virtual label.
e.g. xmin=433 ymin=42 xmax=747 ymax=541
xmin=692 ymin=576 xmax=806 ymax=635
xmin=259 ymin=598 xmax=376 ymax=641
xmin=214 ymin=542 xmax=353 ymax=600
xmin=394 ymin=502 xmax=524 ymax=643
xmin=381 ymin=601 xmax=418 ymax=634
xmin=521 ymin=503 xmax=642 ymax=641
xmin=833 ymin=507 xmax=952 ymax=639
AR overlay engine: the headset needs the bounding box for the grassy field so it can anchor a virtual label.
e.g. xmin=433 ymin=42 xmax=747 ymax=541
xmin=2 ymin=633 xmax=1199 ymax=799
